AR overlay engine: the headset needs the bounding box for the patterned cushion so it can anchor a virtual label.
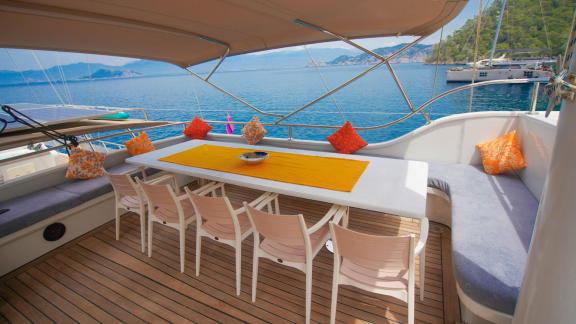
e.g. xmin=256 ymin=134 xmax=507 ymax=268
xmin=326 ymin=121 xmax=368 ymax=154
xmin=242 ymin=116 xmax=267 ymax=145
xmin=183 ymin=116 xmax=212 ymax=139
xmin=124 ymin=132 xmax=155 ymax=156
xmin=65 ymin=147 xmax=106 ymax=179
xmin=476 ymin=130 xmax=527 ymax=175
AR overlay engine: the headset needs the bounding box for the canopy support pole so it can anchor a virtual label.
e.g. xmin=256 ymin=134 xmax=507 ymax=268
xmin=275 ymin=20 xmax=429 ymax=124
xmin=205 ymin=47 xmax=230 ymax=81
xmin=184 ymin=68 xmax=283 ymax=117
xmin=182 ymin=19 xmax=430 ymax=124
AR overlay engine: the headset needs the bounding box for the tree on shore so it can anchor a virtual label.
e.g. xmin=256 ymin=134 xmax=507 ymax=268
xmin=426 ymin=0 xmax=575 ymax=64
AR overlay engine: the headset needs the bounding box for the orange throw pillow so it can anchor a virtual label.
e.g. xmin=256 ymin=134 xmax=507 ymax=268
xmin=242 ymin=116 xmax=267 ymax=145
xmin=184 ymin=116 xmax=212 ymax=139
xmin=327 ymin=121 xmax=368 ymax=154
xmin=476 ymin=130 xmax=527 ymax=175
xmin=66 ymin=147 xmax=106 ymax=179
xmin=124 ymin=132 xmax=155 ymax=156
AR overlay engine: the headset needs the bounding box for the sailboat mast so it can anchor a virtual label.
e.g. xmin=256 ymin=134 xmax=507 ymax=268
xmin=489 ymin=0 xmax=507 ymax=66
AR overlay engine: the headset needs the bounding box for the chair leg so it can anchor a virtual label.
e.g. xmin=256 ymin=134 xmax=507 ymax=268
xmin=139 ymin=210 xmax=146 ymax=253
xmin=274 ymin=197 xmax=280 ymax=215
xmin=251 ymin=246 xmax=259 ymax=302
xmin=115 ymin=207 xmax=121 ymax=240
xmin=139 ymin=166 xmax=147 ymax=181
xmin=147 ymin=218 xmax=153 ymax=257
xmin=420 ymin=250 xmax=426 ymax=301
xmin=305 ymin=262 xmax=313 ymax=324
xmin=235 ymin=241 xmax=242 ymax=296
xmin=172 ymin=177 xmax=179 ymax=194
xmin=179 ymin=227 xmax=186 ymax=273
xmin=343 ymin=207 xmax=349 ymax=228
xmin=330 ymin=279 xmax=339 ymax=324
xmin=266 ymin=202 xmax=273 ymax=214
xmin=408 ymin=272 xmax=415 ymax=324
xmin=196 ymin=230 xmax=202 ymax=276
xmin=408 ymin=289 xmax=415 ymax=324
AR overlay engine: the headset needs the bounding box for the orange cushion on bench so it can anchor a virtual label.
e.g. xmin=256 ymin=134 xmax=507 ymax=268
xmin=242 ymin=116 xmax=267 ymax=145
xmin=65 ymin=147 xmax=106 ymax=179
xmin=124 ymin=132 xmax=155 ymax=156
xmin=327 ymin=121 xmax=368 ymax=154
xmin=184 ymin=116 xmax=212 ymax=139
xmin=476 ymin=130 xmax=527 ymax=175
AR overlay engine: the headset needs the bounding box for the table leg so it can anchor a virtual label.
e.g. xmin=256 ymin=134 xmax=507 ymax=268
xmin=325 ymin=207 xmax=349 ymax=253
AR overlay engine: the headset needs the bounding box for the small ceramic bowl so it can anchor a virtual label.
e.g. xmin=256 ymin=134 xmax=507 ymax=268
xmin=239 ymin=151 xmax=269 ymax=164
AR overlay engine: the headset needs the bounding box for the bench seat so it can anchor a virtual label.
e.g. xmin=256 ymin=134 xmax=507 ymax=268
xmin=428 ymin=162 xmax=539 ymax=316
xmin=0 ymin=164 xmax=157 ymax=239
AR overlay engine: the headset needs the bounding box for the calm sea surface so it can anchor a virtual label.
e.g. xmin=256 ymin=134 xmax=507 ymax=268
xmin=0 ymin=64 xmax=548 ymax=143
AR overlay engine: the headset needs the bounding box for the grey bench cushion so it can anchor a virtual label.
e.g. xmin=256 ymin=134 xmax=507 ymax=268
xmin=428 ymin=163 xmax=538 ymax=316
xmin=55 ymin=163 xmax=145 ymax=203
xmin=0 ymin=164 xmax=156 ymax=238
xmin=0 ymin=188 xmax=79 ymax=238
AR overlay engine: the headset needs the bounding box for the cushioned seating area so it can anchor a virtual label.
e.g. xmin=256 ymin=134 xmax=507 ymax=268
xmin=428 ymin=162 xmax=539 ymax=316
xmin=0 ymin=164 xmax=158 ymax=238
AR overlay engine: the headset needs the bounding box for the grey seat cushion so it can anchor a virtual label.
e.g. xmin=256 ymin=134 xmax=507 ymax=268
xmin=55 ymin=163 xmax=144 ymax=203
xmin=428 ymin=163 xmax=538 ymax=316
xmin=0 ymin=188 xmax=79 ymax=238
xmin=0 ymin=164 xmax=157 ymax=238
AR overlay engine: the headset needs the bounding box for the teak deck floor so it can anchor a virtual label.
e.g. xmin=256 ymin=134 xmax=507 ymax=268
xmin=0 ymin=185 xmax=457 ymax=324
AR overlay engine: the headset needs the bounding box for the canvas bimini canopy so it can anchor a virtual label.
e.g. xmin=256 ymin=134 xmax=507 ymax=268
xmin=0 ymin=0 xmax=466 ymax=67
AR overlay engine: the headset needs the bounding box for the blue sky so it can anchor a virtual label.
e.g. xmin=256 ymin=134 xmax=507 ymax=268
xmin=0 ymin=0 xmax=486 ymax=71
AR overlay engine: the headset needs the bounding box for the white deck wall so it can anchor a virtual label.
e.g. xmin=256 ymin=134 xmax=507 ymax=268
xmin=210 ymin=111 xmax=557 ymax=200
xmin=0 ymin=111 xmax=557 ymax=202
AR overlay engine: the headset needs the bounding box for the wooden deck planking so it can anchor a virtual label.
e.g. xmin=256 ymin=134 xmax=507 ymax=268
xmin=0 ymin=185 xmax=456 ymax=323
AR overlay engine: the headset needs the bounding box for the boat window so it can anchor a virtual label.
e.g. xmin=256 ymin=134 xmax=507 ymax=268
xmin=523 ymin=71 xmax=534 ymax=78
xmin=479 ymin=72 xmax=488 ymax=77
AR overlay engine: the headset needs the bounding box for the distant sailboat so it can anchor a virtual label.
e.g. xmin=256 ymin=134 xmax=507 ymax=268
xmin=446 ymin=0 xmax=555 ymax=83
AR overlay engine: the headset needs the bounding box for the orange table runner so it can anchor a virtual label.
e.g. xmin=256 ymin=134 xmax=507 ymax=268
xmin=159 ymin=144 xmax=369 ymax=192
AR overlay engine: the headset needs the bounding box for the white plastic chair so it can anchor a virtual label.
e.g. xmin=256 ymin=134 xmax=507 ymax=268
xmin=329 ymin=221 xmax=417 ymax=324
xmin=245 ymin=202 xmax=348 ymax=324
xmin=186 ymin=186 xmax=278 ymax=296
xmin=106 ymin=170 xmax=177 ymax=253
xmin=139 ymin=179 xmax=220 ymax=272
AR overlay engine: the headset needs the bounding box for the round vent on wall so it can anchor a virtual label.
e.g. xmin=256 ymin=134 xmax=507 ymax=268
xmin=43 ymin=223 xmax=66 ymax=241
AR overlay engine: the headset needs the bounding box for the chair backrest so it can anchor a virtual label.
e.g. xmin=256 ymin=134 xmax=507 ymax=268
xmin=188 ymin=192 xmax=234 ymax=225
xmin=246 ymin=206 xmax=307 ymax=246
xmin=106 ymin=172 xmax=140 ymax=198
xmin=330 ymin=223 xmax=413 ymax=271
xmin=139 ymin=181 xmax=180 ymax=222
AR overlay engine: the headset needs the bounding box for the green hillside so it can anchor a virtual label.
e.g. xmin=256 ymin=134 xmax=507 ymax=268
xmin=427 ymin=0 xmax=575 ymax=63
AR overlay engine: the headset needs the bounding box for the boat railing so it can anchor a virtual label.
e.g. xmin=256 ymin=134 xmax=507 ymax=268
xmin=0 ymin=78 xmax=545 ymax=166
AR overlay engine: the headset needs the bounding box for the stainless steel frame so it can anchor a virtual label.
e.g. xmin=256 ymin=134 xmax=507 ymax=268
xmin=0 ymin=78 xmax=537 ymax=165
xmin=184 ymin=68 xmax=283 ymax=117
xmin=291 ymin=20 xmax=431 ymax=123
xmin=205 ymin=48 xmax=230 ymax=81
xmin=180 ymin=18 xmax=432 ymax=125
xmin=529 ymin=82 xmax=541 ymax=114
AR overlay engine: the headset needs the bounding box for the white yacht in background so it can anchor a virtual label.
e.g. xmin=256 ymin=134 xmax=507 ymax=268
xmin=0 ymin=1 xmax=575 ymax=324
xmin=446 ymin=56 xmax=555 ymax=82
xmin=446 ymin=0 xmax=556 ymax=83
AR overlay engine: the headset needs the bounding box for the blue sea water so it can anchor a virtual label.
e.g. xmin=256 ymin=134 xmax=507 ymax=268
xmin=0 ymin=64 xmax=548 ymax=143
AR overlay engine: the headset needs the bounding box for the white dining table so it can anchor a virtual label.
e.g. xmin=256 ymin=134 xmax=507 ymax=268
xmin=126 ymin=139 xmax=429 ymax=220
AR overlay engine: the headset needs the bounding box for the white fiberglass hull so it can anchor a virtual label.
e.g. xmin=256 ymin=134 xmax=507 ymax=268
xmin=446 ymin=68 xmax=553 ymax=83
